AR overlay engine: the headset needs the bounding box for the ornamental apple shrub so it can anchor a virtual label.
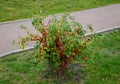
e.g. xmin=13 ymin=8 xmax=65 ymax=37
xmin=13 ymin=11 xmax=94 ymax=73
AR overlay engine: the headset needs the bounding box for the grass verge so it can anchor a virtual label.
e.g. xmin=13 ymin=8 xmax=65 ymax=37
xmin=0 ymin=29 xmax=120 ymax=84
xmin=84 ymin=30 xmax=120 ymax=84
xmin=0 ymin=0 xmax=120 ymax=22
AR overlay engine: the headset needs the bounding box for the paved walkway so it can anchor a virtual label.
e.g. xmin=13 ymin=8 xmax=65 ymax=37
xmin=0 ymin=4 xmax=120 ymax=57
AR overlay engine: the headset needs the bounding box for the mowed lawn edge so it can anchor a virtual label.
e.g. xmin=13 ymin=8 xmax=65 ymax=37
xmin=0 ymin=0 xmax=120 ymax=22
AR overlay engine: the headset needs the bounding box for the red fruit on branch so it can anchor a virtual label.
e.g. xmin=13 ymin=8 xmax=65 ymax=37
xmin=39 ymin=48 xmax=42 ymax=53
xmin=59 ymin=51 xmax=65 ymax=58
xmin=74 ymin=48 xmax=82 ymax=55
xmin=87 ymin=37 xmax=92 ymax=42
xmin=70 ymin=54 xmax=75 ymax=59
xmin=21 ymin=39 xmax=26 ymax=43
xmin=65 ymin=58 xmax=70 ymax=63
xmin=55 ymin=37 xmax=63 ymax=51
xmin=41 ymin=29 xmax=47 ymax=38
xmin=74 ymin=49 xmax=79 ymax=54
xmin=42 ymin=41 xmax=47 ymax=47
xmin=82 ymin=56 xmax=88 ymax=60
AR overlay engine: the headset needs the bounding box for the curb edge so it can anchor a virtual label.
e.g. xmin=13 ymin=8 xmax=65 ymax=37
xmin=0 ymin=26 xmax=120 ymax=58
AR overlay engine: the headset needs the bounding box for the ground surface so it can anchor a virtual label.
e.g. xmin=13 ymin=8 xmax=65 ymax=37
xmin=0 ymin=0 xmax=120 ymax=22
xmin=0 ymin=4 xmax=120 ymax=57
xmin=0 ymin=30 xmax=120 ymax=84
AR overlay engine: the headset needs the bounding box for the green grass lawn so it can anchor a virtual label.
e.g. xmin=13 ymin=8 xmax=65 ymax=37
xmin=0 ymin=0 xmax=120 ymax=22
xmin=84 ymin=30 xmax=120 ymax=84
xmin=0 ymin=29 xmax=120 ymax=84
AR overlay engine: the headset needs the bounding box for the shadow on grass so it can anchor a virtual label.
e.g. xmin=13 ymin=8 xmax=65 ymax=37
xmin=41 ymin=63 xmax=85 ymax=84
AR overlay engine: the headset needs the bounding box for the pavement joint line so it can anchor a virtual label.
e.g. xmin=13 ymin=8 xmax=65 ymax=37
xmin=0 ymin=26 xmax=120 ymax=58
